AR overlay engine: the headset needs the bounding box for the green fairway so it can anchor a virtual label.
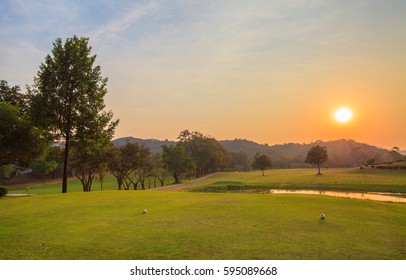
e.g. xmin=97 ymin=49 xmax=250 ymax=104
xmin=185 ymin=168 xmax=406 ymax=194
xmin=5 ymin=168 xmax=406 ymax=195
xmin=0 ymin=191 xmax=405 ymax=260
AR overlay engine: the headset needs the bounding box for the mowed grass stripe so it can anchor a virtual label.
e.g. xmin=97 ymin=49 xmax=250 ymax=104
xmin=1 ymin=191 xmax=405 ymax=259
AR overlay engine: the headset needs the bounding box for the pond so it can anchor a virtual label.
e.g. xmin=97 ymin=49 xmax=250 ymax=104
xmin=269 ymin=189 xmax=406 ymax=203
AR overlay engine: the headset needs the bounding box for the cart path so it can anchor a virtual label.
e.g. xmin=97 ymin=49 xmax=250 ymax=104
xmin=146 ymin=173 xmax=217 ymax=191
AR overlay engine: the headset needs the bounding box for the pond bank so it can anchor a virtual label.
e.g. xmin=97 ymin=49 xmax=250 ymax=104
xmin=269 ymin=189 xmax=406 ymax=203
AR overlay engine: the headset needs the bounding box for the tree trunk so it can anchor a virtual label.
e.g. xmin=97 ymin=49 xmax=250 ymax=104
xmin=317 ymin=163 xmax=321 ymax=175
xmin=174 ymin=173 xmax=181 ymax=184
xmin=62 ymin=135 xmax=69 ymax=193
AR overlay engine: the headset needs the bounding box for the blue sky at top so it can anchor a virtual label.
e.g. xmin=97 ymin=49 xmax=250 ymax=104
xmin=1 ymin=0 xmax=405 ymax=147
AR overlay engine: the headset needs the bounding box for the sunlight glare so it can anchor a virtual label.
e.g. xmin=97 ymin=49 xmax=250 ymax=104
xmin=334 ymin=108 xmax=352 ymax=123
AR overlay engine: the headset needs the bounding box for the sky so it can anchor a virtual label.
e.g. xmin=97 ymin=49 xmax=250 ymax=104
xmin=1 ymin=0 xmax=405 ymax=149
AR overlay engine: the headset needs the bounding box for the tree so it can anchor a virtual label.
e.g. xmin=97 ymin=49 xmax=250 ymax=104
xmin=31 ymin=147 xmax=58 ymax=181
xmin=70 ymin=139 xmax=113 ymax=192
xmin=69 ymin=102 xmax=117 ymax=192
xmin=162 ymin=145 xmax=194 ymax=184
xmin=305 ymin=145 xmax=328 ymax=175
xmin=251 ymin=152 xmax=272 ymax=176
xmin=390 ymin=146 xmax=403 ymax=162
xmin=130 ymin=146 xmax=152 ymax=190
xmin=151 ymin=153 xmax=171 ymax=187
xmin=0 ymin=102 xmax=45 ymax=168
xmin=0 ymin=80 xmax=27 ymax=110
xmin=29 ymin=36 xmax=118 ymax=193
xmin=108 ymin=142 xmax=147 ymax=190
xmin=230 ymin=151 xmax=250 ymax=171
xmin=178 ymin=130 xmax=230 ymax=177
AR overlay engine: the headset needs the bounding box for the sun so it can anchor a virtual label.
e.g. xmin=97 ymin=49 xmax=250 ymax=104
xmin=334 ymin=108 xmax=353 ymax=123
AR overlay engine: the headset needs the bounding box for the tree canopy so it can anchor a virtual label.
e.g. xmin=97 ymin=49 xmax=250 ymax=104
xmin=305 ymin=145 xmax=328 ymax=175
xmin=29 ymin=36 xmax=118 ymax=193
xmin=162 ymin=145 xmax=194 ymax=184
xmin=178 ymin=130 xmax=230 ymax=176
xmin=251 ymin=152 xmax=272 ymax=176
xmin=0 ymin=102 xmax=45 ymax=168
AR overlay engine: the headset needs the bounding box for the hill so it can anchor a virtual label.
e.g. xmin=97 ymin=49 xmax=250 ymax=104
xmin=112 ymin=136 xmax=176 ymax=153
xmin=113 ymin=137 xmax=397 ymax=168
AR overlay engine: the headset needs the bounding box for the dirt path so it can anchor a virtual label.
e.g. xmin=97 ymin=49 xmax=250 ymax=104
xmin=146 ymin=173 xmax=217 ymax=192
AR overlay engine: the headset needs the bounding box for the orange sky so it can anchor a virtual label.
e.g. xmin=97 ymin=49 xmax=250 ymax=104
xmin=2 ymin=1 xmax=405 ymax=149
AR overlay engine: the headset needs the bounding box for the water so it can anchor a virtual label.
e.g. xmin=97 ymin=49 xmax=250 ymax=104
xmin=269 ymin=189 xmax=406 ymax=203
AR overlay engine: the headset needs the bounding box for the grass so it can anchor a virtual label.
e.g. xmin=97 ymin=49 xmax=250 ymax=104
xmin=5 ymin=175 xmax=176 ymax=195
xmin=187 ymin=168 xmax=406 ymax=194
xmin=1 ymin=168 xmax=405 ymax=260
xmin=1 ymin=191 xmax=405 ymax=260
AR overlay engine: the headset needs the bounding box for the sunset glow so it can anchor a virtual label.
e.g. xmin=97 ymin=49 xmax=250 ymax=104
xmin=334 ymin=108 xmax=353 ymax=123
xmin=1 ymin=1 xmax=406 ymax=149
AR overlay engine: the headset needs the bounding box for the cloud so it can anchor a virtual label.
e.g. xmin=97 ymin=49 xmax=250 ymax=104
xmin=92 ymin=1 xmax=158 ymax=42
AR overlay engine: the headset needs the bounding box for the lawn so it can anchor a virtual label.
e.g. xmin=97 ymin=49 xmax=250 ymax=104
xmin=0 ymin=191 xmax=405 ymax=260
xmin=5 ymin=168 xmax=406 ymax=195
xmin=185 ymin=168 xmax=406 ymax=194
xmin=5 ymin=175 xmax=176 ymax=195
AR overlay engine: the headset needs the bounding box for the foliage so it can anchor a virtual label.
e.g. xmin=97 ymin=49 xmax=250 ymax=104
xmin=0 ymin=102 xmax=46 ymax=167
xmin=70 ymin=104 xmax=117 ymax=192
xmin=128 ymin=146 xmax=152 ymax=190
xmin=0 ymin=186 xmax=8 ymax=198
xmin=162 ymin=145 xmax=194 ymax=184
xmin=251 ymin=152 xmax=272 ymax=175
xmin=178 ymin=130 xmax=230 ymax=176
xmin=29 ymin=36 xmax=118 ymax=193
xmin=108 ymin=142 xmax=150 ymax=190
xmin=30 ymin=146 xmax=60 ymax=180
xmin=151 ymin=153 xmax=171 ymax=187
xmin=70 ymin=140 xmax=113 ymax=192
xmin=229 ymin=151 xmax=250 ymax=171
xmin=0 ymin=80 xmax=27 ymax=111
xmin=115 ymin=137 xmax=395 ymax=169
xmin=305 ymin=145 xmax=328 ymax=175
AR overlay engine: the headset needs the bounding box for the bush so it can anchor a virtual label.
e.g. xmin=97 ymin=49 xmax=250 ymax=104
xmin=0 ymin=186 xmax=8 ymax=198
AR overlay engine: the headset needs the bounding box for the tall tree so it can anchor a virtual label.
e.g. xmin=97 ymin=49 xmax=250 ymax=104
xmin=251 ymin=152 xmax=272 ymax=176
xmin=29 ymin=36 xmax=117 ymax=193
xmin=305 ymin=145 xmax=328 ymax=175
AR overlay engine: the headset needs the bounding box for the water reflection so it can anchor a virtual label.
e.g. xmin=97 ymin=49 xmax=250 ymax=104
xmin=269 ymin=189 xmax=406 ymax=203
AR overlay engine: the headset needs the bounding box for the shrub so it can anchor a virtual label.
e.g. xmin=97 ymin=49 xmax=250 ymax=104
xmin=0 ymin=186 xmax=8 ymax=198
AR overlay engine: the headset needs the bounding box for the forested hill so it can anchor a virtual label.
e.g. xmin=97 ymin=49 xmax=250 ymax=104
xmin=113 ymin=137 xmax=397 ymax=168
xmin=221 ymin=139 xmax=395 ymax=168
xmin=112 ymin=137 xmax=176 ymax=153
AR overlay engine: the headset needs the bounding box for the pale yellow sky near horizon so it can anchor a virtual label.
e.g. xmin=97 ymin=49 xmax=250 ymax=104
xmin=2 ymin=1 xmax=405 ymax=149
